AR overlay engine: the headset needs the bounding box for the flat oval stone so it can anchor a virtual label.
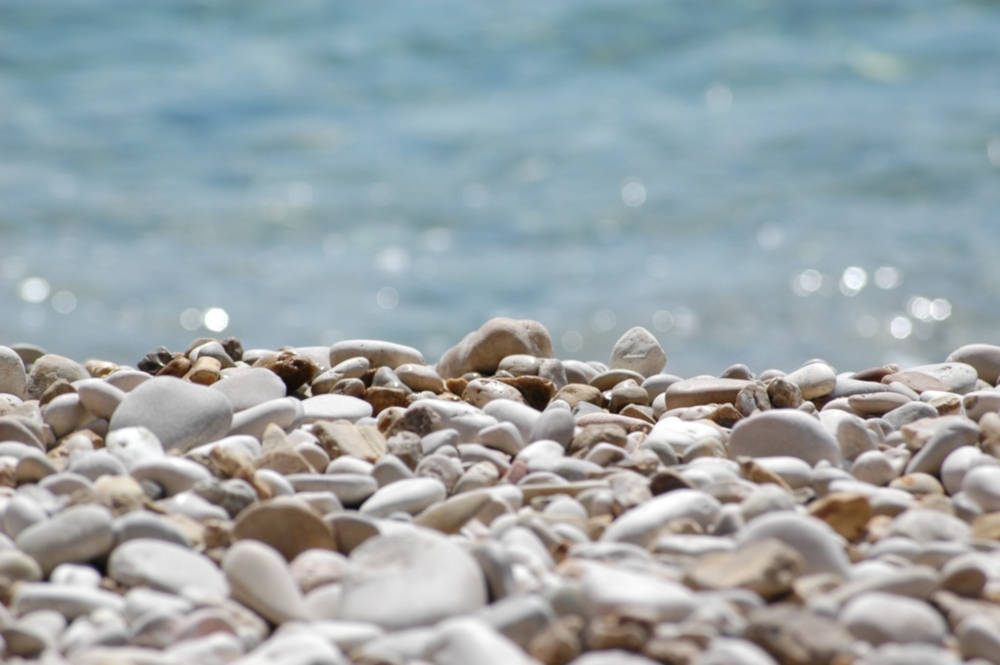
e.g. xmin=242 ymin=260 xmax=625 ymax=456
xmin=360 ymin=477 xmax=447 ymax=518
xmin=330 ymin=340 xmax=424 ymax=369
xmin=104 ymin=426 xmax=164 ymax=470
xmin=948 ymin=343 xmax=1000 ymax=384
xmin=130 ymin=456 xmax=213 ymax=496
xmin=570 ymin=558 xmax=695 ymax=622
xmin=68 ymin=450 xmax=127 ymax=480
xmin=0 ymin=345 xmax=28 ymax=399
xmin=42 ymin=393 xmax=86 ymax=438
xmin=105 ymin=369 xmax=150 ymax=392
xmin=16 ymin=504 xmax=114 ymax=574
xmin=301 ymin=394 xmax=373 ymax=423
xmin=224 ymin=540 xmax=311 ymax=625
xmin=664 ymin=377 xmax=750 ymax=409
xmin=229 ymin=397 xmax=304 ymax=437
xmin=848 ymin=391 xmax=911 ymax=415
xmin=482 ymin=399 xmax=541 ymax=443
xmin=737 ymin=512 xmax=849 ymax=577
xmin=888 ymin=508 xmax=970 ymax=543
xmin=12 ymin=583 xmax=125 ymax=619
xmin=529 ymin=407 xmax=576 ymax=447
xmin=962 ymin=465 xmax=1000 ymax=512
xmin=211 ymin=367 xmax=287 ymax=411
xmin=729 ymin=409 xmax=840 ymax=465
xmin=785 ymin=362 xmax=836 ymax=400
xmin=962 ymin=390 xmax=1000 ymax=421
xmin=395 ymin=363 xmax=445 ymax=393
xmin=840 ymin=591 xmax=947 ymax=646
xmin=113 ymin=511 xmax=190 ymax=547
xmin=429 ymin=617 xmax=539 ymax=665
xmin=109 ymin=538 xmax=228 ymax=598
xmin=27 ymin=354 xmax=88 ymax=399
xmin=108 ymin=376 xmax=233 ymax=453
xmin=601 ymin=489 xmax=721 ymax=547
xmin=337 ymin=530 xmax=487 ymax=629
xmin=75 ymin=378 xmax=125 ymax=420
xmin=233 ymin=497 xmax=337 ymax=560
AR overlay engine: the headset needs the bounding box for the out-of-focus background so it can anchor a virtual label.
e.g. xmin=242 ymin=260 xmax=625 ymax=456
xmin=1 ymin=1 xmax=998 ymax=375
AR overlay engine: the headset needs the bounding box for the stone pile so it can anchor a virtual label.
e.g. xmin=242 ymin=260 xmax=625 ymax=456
xmin=0 ymin=319 xmax=999 ymax=663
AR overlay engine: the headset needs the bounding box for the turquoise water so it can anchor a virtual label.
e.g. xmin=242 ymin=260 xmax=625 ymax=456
xmin=2 ymin=1 xmax=999 ymax=375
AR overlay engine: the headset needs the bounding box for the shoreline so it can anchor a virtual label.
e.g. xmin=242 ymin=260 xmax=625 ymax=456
xmin=0 ymin=318 xmax=999 ymax=664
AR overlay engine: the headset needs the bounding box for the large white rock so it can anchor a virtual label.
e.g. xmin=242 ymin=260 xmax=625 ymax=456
xmin=608 ymin=327 xmax=667 ymax=377
xmin=108 ymin=377 xmax=233 ymax=453
xmin=729 ymin=409 xmax=841 ymax=465
xmin=337 ymin=530 xmax=487 ymax=629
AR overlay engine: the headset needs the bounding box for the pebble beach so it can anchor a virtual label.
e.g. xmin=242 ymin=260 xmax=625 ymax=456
xmin=3 ymin=317 xmax=1000 ymax=664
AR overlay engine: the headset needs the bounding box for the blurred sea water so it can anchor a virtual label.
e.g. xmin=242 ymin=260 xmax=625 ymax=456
xmin=1 ymin=0 xmax=999 ymax=376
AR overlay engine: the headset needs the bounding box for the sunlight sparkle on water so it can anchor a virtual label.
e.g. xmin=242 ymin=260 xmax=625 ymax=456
xmin=839 ymin=266 xmax=867 ymax=296
xmin=51 ymin=290 xmax=77 ymax=314
xmin=620 ymin=179 xmax=647 ymax=208
xmin=792 ymin=269 xmax=823 ymax=296
xmin=19 ymin=277 xmax=50 ymax=303
xmin=203 ymin=307 xmax=230 ymax=332
xmin=180 ymin=308 xmax=202 ymax=331
xmin=890 ymin=315 xmax=913 ymax=339
xmin=874 ymin=266 xmax=902 ymax=290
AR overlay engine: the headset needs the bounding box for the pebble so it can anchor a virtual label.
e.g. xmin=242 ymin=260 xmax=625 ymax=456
xmin=730 ymin=408 xmax=841 ymax=465
xmin=607 ymin=326 xmax=667 ymax=377
xmin=663 ymin=377 xmax=750 ymax=409
xmin=75 ymin=377 xmax=125 ymax=420
xmin=601 ymin=489 xmax=721 ymax=546
xmin=109 ymin=376 xmax=234 ymax=453
xmin=211 ymin=366 xmax=288 ymax=411
xmin=737 ymin=511 xmax=850 ymax=577
xmin=839 ymin=591 xmax=947 ymax=646
xmin=337 ymin=530 xmax=487 ymax=629
xmin=360 ymin=477 xmax=447 ymax=517
xmin=904 ymin=415 xmax=979 ymax=475
xmin=109 ymin=538 xmax=229 ymax=597
xmin=885 ymin=361 xmax=979 ymax=394
xmin=962 ymin=465 xmax=1000 ymax=512
xmin=437 ymin=317 xmax=553 ymax=378
xmin=301 ymin=393 xmax=373 ymax=423
xmin=233 ymin=496 xmax=337 ymax=560
xmin=0 ymin=345 xmax=28 ymax=398
xmin=223 ymin=539 xmax=312 ymax=624
xmin=229 ymin=396 xmax=304 ymax=437
xmin=16 ymin=504 xmax=114 ymax=574
xmin=428 ymin=617 xmax=541 ymax=665
xmin=27 ymin=353 xmax=89 ymax=399
xmin=948 ymin=343 xmax=1000 ymax=384
xmin=104 ymin=425 xmax=164 ymax=470
xmin=329 ymin=339 xmax=425 ymax=369
xmin=130 ymin=456 xmax=213 ymax=495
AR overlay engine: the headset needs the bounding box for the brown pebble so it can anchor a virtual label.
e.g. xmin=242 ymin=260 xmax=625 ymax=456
xmin=553 ymin=383 xmax=603 ymax=409
xmin=808 ymin=492 xmax=871 ymax=541
xmin=365 ymin=386 xmax=409 ymax=415
xmin=496 ymin=375 xmax=555 ymax=411
xmin=38 ymin=379 xmax=75 ymax=406
xmin=158 ymin=355 xmax=192 ymax=378
xmin=445 ymin=377 xmax=468 ymax=395
xmin=185 ymin=356 xmax=222 ymax=385
xmin=767 ymin=376 xmax=803 ymax=409
xmin=255 ymin=351 xmax=317 ymax=393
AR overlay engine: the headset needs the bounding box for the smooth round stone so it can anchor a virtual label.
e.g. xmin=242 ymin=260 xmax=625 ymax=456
xmin=601 ymin=489 xmax=721 ymax=547
xmin=414 ymin=491 xmax=494 ymax=534
xmin=883 ymin=400 xmax=939 ymax=430
xmin=234 ymin=497 xmax=337 ymax=560
xmin=476 ymin=421 xmax=525 ymax=456
xmin=962 ymin=465 xmax=1000 ymax=512
xmin=289 ymin=549 xmax=349 ymax=594
xmin=211 ymin=367 xmax=287 ymax=411
xmin=104 ymin=369 xmax=149 ymax=392
xmin=68 ymin=450 xmax=127 ymax=480
xmin=16 ymin=451 xmax=58 ymax=483
xmin=301 ymin=394 xmax=373 ymax=423
xmin=337 ymin=530 xmax=487 ymax=629
xmin=228 ymin=397 xmax=304 ymax=437
xmin=962 ymin=389 xmax=1000 ymax=421
xmin=108 ymin=376 xmax=233 ymax=453
xmin=607 ymin=326 xmax=667 ymax=377
xmin=74 ymin=378 xmax=125 ymax=420
xmin=700 ymin=637 xmax=778 ymax=665
xmin=737 ymin=512 xmax=850 ymax=577
xmin=840 ymin=591 xmax=947 ymax=646
xmin=12 ymin=583 xmax=125 ymax=619
xmin=851 ymin=450 xmax=898 ymax=487
xmin=957 ymin=615 xmax=1000 ymax=662
xmin=165 ymin=633 xmax=244 ymax=664
xmin=113 ymin=511 xmax=190 ymax=547
xmin=38 ymin=471 xmax=92 ymax=496
xmin=569 ymin=558 xmax=695 ymax=621
xmin=529 ymin=407 xmax=575 ymax=447
xmin=0 ymin=345 xmax=27 ymax=399
xmin=848 ymin=391 xmax=911 ymax=415
xmin=515 ymin=439 xmax=566 ymax=469
xmin=27 ymin=353 xmax=88 ymax=399
xmin=888 ymin=508 xmax=970 ymax=543
xmin=428 ymin=617 xmax=539 ymax=665
xmin=3 ymin=494 xmax=47 ymax=539
xmin=327 ymin=456 xmax=375 ymax=475
xmin=109 ymin=538 xmax=228 ymax=598
xmin=372 ymin=454 xmax=415 ymax=487
xmin=104 ymin=426 xmax=164 ymax=470
xmin=158 ymin=491 xmax=229 ymax=521
xmin=785 ymin=362 xmax=836 ymax=400
xmin=394 ymin=363 xmax=445 ymax=393
xmin=359 ymin=477 xmax=447 ymax=518
xmin=740 ymin=484 xmax=797 ymax=522
xmin=905 ymin=416 xmax=979 ymax=476
xmin=729 ymin=409 xmax=841 ymax=465
xmin=42 ymin=393 xmax=86 ymax=438
xmin=482 ymin=399 xmax=541 ymax=443
xmin=330 ymin=340 xmax=424 ymax=369
xmin=286 ymin=473 xmax=378 ymax=507
xmin=663 ymin=377 xmax=750 ymax=409
xmin=16 ymin=504 xmax=114 ymax=574
xmin=224 ymin=540 xmax=312 ymax=625
xmin=0 ymin=415 xmax=44 ymax=448
xmin=436 ymin=317 xmax=552 ymax=378
xmin=0 ymin=550 xmax=42 ymax=582
xmin=751 ymin=456 xmax=813 ymax=489
xmin=130 ymin=456 xmax=213 ymax=496
xmin=462 ymin=378 xmax=525 ymax=408
xmin=948 ymin=343 xmax=1000 ymax=384
xmin=942 ymin=446 xmax=997 ymax=495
